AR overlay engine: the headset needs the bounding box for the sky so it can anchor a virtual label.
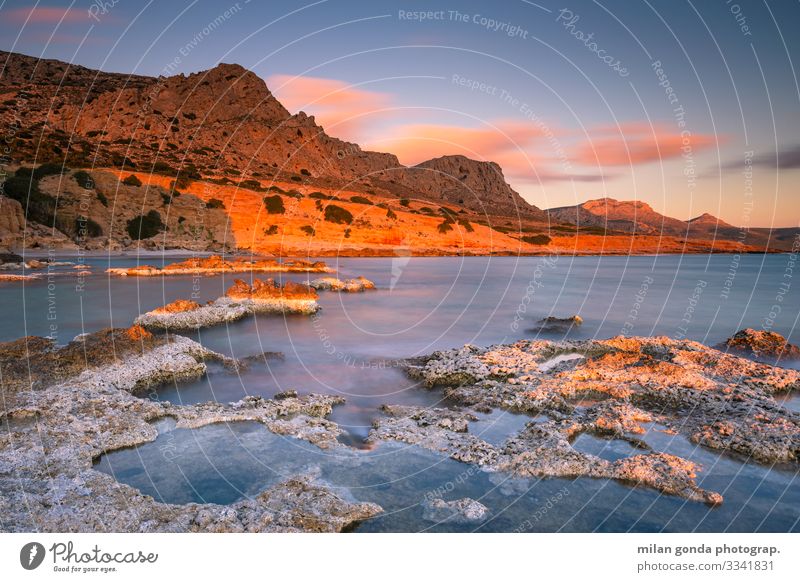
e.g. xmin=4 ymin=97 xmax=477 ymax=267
xmin=2 ymin=0 xmax=799 ymax=227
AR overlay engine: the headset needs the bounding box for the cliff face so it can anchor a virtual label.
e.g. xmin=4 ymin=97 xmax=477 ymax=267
xmin=405 ymin=155 xmax=545 ymax=219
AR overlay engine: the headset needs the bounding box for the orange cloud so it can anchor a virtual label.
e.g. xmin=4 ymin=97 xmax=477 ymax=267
xmin=573 ymin=125 xmax=719 ymax=166
xmin=267 ymin=74 xmax=393 ymax=143
xmin=5 ymin=6 xmax=87 ymax=24
xmin=370 ymin=120 xmax=555 ymax=175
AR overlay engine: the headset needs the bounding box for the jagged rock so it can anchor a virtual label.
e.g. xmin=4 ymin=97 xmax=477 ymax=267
xmin=717 ymin=328 xmax=800 ymax=360
xmin=421 ymin=497 xmax=489 ymax=524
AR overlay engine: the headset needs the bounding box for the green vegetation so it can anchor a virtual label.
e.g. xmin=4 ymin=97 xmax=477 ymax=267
xmin=300 ymin=168 xmax=311 ymax=176
xmin=126 ymin=210 xmax=164 ymax=240
xmin=263 ymin=195 xmax=285 ymax=214
xmin=264 ymin=225 xmax=279 ymax=235
xmin=205 ymin=198 xmax=225 ymax=210
xmin=386 ymin=207 xmax=397 ymax=220
xmin=521 ymin=234 xmax=552 ymax=245
xmin=96 ymin=192 xmax=109 ymax=207
xmin=152 ymin=161 xmax=174 ymax=174
xmin=73 ymin=170 xmax=94 ymax=189
xmin=122 ymin=174 xmax=142 ymax=187
xmin=300 ymin=225 xmax=315 ymax=236
xmin=399 ymin=198 xmax=410 ymax=207
xmin=324 ymin=204 xmax=353 ymax=225
xmin=344 ymin=228 xmax=351 ymax=239
xmin=266 ymin=185 xmax=286 ymax=193
xmin=350 ymin=195 xmax=373 ymax=205
xmin=75 ymin=216 xmax=103 ymax=238
xmin=3 ymin=165 xmax=67 ymax=231
xmin=458 ymin=218 xmax=474 ymax=232
xmin=437 ymin=218 xmax=455 ymax=234
xmin=285 ymin=189 xmax=303 ymax=199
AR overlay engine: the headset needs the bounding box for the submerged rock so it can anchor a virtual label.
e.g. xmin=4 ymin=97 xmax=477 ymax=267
xmin=310 ymin=276 xmax=376 ymax=292
xmin=528 ymin=315 xmax=583 ymax=333
xmin=371 ymin=404 xmax=722 ymax=505
xmin=421 ymin=497 xmax=489 ymax=524
xmin=388 ymin=335 xmax=800 ymax=502
xmin=107 ymin=255 xmax=330 ymax=277
xmin=0 ymin=328 xmax=381 ymax=532
xmin=135 ymin=279 xmax=319 ymax=330
xmin=717 ymin=328 xmax=800 ymax=361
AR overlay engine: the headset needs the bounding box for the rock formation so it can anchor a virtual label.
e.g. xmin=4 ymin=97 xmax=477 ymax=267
xmin=0 ymin=327 xmax=381 ymax=532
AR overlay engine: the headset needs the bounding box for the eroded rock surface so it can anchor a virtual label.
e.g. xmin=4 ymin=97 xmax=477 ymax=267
xmin=0 ymin=327 xmax=380 ymax=532
xmin=310 ymin=276 xmax=376 ymax=292
xmin=135 ymin=279 xmax=319 ymax=329
xmin=368 ymin=336 xmax=800 ymax=505
xmin=107 ymin=255 xmax=330 ymax=277
xmin=421 ymin=497 xmax=489 ymax=524
xmin=370 ymin=404 xmax=722 ymax=505
xmin=716 ymin=328 xmax=800 ymax=361
xmin=528 ymin=315 xmax=583 ymax=333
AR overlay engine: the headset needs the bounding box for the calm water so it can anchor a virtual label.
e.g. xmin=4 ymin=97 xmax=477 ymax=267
xmin=3 ymin=253 xmax=799 ymax=531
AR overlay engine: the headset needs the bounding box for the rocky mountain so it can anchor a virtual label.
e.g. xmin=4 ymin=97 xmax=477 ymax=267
xmin=547 ymin=198 xmax=795 ymax=250
xmin=687 ymin=212 xmax=734 ymax=227
xmin=546 ymin=198 xmax=687 ymax=235
xmin=0 ymin=50 xmax=791 ymax=254
xmin=0 ymin=50 xmax=541 ymax=220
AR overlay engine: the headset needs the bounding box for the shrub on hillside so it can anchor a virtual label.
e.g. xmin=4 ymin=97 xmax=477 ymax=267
xmin=300 ymin=225 xmax=315 ymax=236
xmin=75 ymin=216 xmax=103 ymax=238
xmin=126 ymin=210 xmax=164 ymax=240
xmin=521 ymin=234 xmax=552 ymax=245
xmin=437 ymin=218 xmax=454 ymax=234
xmin=73 ymin=170 xmax=94 ymax=189
xmin=263 ymin=195 xmax=285 ymax=214
xmin=122 ymin=174 xmax=142 ymax=187
xmin=324 ymin=204 xmax=353 ymax=225
xmin=350 ymin=195 xmax=373 ymax=205
xmin=205 ymin=198 xmax=225 ymax=209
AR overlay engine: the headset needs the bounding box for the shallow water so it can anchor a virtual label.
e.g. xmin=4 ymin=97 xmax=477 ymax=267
xmin=4 ymin=253 xmax=800 ymax=531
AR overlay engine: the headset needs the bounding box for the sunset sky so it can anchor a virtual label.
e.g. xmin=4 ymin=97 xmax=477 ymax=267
xmin=2 ymin=0 xmax=799 ymax=227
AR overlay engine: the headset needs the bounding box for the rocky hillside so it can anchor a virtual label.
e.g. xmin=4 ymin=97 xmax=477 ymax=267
xmin=0 ymin=50 xmax=540 ymax=220
xmin=547 ymin=198 xmax=794 ymax=250
xmin=0 ymin=50 xmax=789 ymax=255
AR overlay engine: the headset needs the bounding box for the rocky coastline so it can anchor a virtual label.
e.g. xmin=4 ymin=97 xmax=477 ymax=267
xmin=107 ymin=255 xmax=330 ymax=277
xmin=2 ymin=322 xmax=799 ymax=531
xmin=0 ymin=326 xmax=380 ymax=532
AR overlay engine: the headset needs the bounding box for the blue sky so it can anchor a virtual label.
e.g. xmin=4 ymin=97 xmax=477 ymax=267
xmin=2 ymin=0 xmax=799 ymax=226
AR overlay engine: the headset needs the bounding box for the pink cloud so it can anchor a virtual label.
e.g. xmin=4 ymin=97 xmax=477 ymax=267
xmin=267 ymin=74 xmax=393 ymax=143
xmin=573 ymin=125 xmax=719 ymax=166
xmin=370 ymin=120 xmax=555 ymax=175
xmin=5 ymin=6 xmax=87 ymax=24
